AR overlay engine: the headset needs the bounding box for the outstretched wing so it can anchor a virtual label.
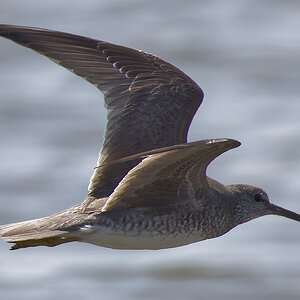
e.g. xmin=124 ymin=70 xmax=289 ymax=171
xmin=102 ymin=139 xmax=241 ymax=212
xmin=0 ymin=25 xmax=204 ymax=198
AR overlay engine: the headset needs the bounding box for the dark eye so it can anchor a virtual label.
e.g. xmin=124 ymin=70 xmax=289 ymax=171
xmin=254 ymin=193 xmax=263 ymax=202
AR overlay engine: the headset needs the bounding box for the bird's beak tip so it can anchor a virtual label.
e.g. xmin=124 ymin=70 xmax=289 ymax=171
xmin=269 ymin=203 xmax=300 ymax=222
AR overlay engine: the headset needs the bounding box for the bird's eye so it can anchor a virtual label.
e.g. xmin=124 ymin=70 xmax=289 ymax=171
xmin=254 ymin=193 xmax=263 ymax=202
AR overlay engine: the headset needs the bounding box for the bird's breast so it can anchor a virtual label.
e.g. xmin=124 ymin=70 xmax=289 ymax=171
xmin=77 ymin=206 xmax=232 ymax=250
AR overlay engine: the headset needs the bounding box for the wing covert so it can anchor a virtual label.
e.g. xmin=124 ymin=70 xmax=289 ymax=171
xmin=0 ymin=25 xmax=204 ymax=198
xmin=101 ymin=139 xmax=241 ymax=212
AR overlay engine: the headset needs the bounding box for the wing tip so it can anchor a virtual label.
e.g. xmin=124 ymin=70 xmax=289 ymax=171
xmin=207 ymin=138 xmax=241 ymax=149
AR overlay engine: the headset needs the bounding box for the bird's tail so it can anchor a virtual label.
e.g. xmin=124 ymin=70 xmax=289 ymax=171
xmin=0 ymin=206 xmax=84 ymax=250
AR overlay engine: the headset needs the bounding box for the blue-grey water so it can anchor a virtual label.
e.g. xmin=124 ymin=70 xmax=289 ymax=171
xmin=0 ymin=1 xmax=300 ymax=299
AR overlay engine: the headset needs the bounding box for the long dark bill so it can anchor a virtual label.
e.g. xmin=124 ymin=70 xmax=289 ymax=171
xmin=270 ymin=203 xmax=300 ymax=222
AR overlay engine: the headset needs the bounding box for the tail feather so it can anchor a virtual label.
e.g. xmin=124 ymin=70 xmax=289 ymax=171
xmin=0 ymin=206 xmax=85 ymax=250
xmin=0 ymin=221 xmax=79 ymax=250
xmin=11 ymin=236 xmax=79 ymax=250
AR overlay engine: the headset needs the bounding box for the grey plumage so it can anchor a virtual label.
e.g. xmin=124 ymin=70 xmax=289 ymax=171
xmin=0 ymin=25 xmax=203 ymax=198
xmin=0 ymin=25 xmax=299 ymax=251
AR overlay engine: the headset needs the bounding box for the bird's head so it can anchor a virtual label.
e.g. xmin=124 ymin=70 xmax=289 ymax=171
xmin=227 ymin=184 xmax=300 ymax=226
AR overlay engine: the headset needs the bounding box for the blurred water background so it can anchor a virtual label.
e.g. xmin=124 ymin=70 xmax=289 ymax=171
xmin=0 ymin=1 xmax=299 ymax=299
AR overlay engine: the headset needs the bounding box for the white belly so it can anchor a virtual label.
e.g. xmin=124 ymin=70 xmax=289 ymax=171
xmin=78 ymin=224 xmax=206 ymax=250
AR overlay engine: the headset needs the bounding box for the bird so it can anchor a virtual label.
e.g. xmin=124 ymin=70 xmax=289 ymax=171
xmin=0 ymin=25 xmax=299 ymax=251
